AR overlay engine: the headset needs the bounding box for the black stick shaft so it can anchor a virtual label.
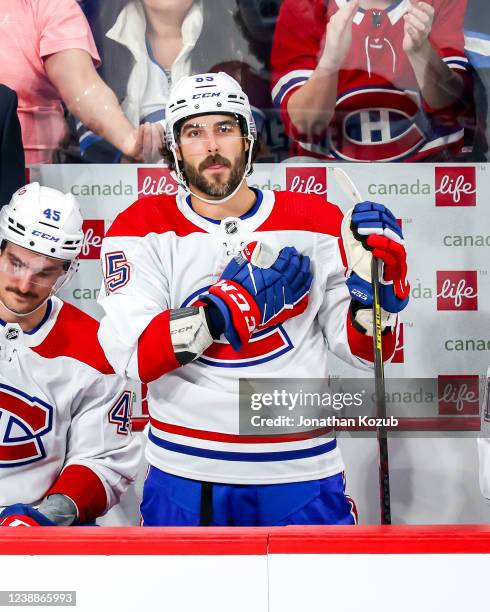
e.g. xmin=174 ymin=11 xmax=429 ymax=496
xmin=372 ymin=256 xmax=391 ymax=525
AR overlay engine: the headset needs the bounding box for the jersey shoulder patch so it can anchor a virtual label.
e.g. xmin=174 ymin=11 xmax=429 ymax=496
xmin=258 ymin=191 xmax=343 ymax=237
xmin=33 ymin=302 xmax=114 ymax=375
xmin=106 ymin=195 xmax=205 ymax=239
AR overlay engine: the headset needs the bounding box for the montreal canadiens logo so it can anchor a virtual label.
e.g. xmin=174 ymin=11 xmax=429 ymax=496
xmin=0 ymin=384 xmax=53 ymax=467
xmin=182 ymin=288 xmax=293 ymax=368
xmin=331 ymin=88 xmax=424 ymax=162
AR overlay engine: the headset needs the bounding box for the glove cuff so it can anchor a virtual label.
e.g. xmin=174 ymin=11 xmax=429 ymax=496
xmin=201 ymin=280 xmax=260 ymax=351
xmin=347 ymin=273 xmax=409 ymax=313
xmin=380 ymin=283 xmax=409 ymax=313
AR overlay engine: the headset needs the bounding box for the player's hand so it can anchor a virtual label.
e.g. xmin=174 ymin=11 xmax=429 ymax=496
xmin=403 ymin=0 xmax=435 ymax=55
xmin=0 ymin=504 xmax=55 ymax=527
xmin=319 ymin=0 xmax=359 ymax=71
xmin=341 ymin=202 xmax=410 ymax=313
xmin=200 ymin=242 xmax=313 ymax=351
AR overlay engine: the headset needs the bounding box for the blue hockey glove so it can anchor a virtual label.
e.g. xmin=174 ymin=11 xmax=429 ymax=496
xmin=0 ymin=504 xmax=55 ymax=527
xmin=341 ymin=202 xmax=410 ymax=313
xmin=201 ymin=242 xmax=312 ymax=351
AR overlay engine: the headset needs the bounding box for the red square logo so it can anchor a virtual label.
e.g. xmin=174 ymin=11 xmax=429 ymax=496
xmin=80 ymin=220 xmax=105 ymax=259
xmin=436 ymin=271 xmax=478 ymax=311
xmin=435 ymin=167 xmax=476 ymax=206
xmin=391 ymin=323 xmax=404 ymax=363
xmin=137 ymin=168 xmax=179 ymax=197
xmin=286 ymin=167 xmax=327 ymax=198
xmin=438 ymin=375 xmax=480 ymax=415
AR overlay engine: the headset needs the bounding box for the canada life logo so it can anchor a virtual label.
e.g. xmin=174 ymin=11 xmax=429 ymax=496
xmin=434 ymin=167 xmax=476 ymax=206
xmin=286 ymin=167 xmax=328 ymax=198
xmin=437 ymin=375 xmax=480 ymax=415
xmin=80 ymin=220 xmax=105 ymax=260
xmin=137 ymin=168 xmax=179 ymax=197
xmin=436 ymin=271 xmax=478 ymax=311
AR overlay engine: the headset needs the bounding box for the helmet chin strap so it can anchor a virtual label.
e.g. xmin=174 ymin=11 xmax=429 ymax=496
xmin=171 ymin=137 xmax=254 ymax=206
xmin=0 ymin=294 xmax=51 ymax=319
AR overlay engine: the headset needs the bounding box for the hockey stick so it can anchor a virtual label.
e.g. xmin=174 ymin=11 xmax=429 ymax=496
xmin=332 ymin=167 xmax=391 ymax=525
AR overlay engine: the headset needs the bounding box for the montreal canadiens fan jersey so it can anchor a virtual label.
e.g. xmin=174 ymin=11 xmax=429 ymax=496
xmin=0 ymin=297 xmax=141 ymax=523
xmin=271 ymin=0 xmax=470 ymax=162
xmin=98 ymin=189 xmax=398 ymax=485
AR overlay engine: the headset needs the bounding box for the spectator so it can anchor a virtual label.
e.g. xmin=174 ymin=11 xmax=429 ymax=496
xmin=0 ymin=85 xmax=25 ymax=207
xmin=0 ymin=0 xmax=155 ymax=164
xmin=77 ymin=0 xmax=269 ymax=163
xmin=464 ymin=1 xmax=490 ymax=160
xmin=271 ymin=0 xmax=473 ymax=162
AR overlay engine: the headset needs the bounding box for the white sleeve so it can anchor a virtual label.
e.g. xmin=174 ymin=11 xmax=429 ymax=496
xmin=49 ymin=367 xmax=142 ymax=523
xmin=317 ymin=245 xmax=373 ymax=372
xmin=98 ymin=232 xmax=174 ymax=382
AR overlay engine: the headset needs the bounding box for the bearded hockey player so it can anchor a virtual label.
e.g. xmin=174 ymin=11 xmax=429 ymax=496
xmin=0 ymin=183 xmax=140 ymax=527
xmin=98 ymin=72 xmax=409 ymax=526
xmin=271 ymin=0 xmax=471 ymax=162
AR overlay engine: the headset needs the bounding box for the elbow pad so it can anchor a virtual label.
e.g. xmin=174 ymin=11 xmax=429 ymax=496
xmin=170 ymin=307 xmax=214 ymax=365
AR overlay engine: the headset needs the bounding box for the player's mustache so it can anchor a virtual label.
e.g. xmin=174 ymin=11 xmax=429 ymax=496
xmin=6 ymin=287 xmax=39 ymax=299
xmin=199 ymin=154 xmax=231 ymax=172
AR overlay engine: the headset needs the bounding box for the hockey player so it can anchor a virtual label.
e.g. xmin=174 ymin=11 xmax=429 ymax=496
xmin=0 ymin=183 xmax=140 ymax=526
xmin=271 ymin=0 xmax=471 ymax=162
xmin=98 ymin=72 xmax=409 ymax=526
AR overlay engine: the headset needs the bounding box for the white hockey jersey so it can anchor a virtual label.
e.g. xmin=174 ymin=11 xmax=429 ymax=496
xmin=98 ymin=189 xmax=397 ymax=484
xmin=0 ymin=296 xmax=141 ymax=523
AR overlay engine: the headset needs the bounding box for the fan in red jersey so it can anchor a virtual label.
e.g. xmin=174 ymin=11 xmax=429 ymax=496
xmin=271 ymin=0 xmax=473 ymax=162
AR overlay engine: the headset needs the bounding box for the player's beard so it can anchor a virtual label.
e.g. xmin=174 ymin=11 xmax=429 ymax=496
xmin=182 ymin=151 xmax=247 ymax=199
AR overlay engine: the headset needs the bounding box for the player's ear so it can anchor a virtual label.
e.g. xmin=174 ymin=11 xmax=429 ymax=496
xmin=176 ymin=145 xmax=183 ymax=162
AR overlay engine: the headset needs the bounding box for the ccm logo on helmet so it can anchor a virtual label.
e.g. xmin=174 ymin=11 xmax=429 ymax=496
xmin=31 ymin=230 xmax=60 ymax=242
xmin=192 ymin=93 xmax=221 ymax=99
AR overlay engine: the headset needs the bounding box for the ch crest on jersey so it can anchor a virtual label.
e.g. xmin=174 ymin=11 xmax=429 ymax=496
xmin=331 ymin=88 xmax=424 ymax=162
xmin=182 ymin=287 xmax=293 ymax=367
xmin=0 ymin=384 xmax=53 ymax=467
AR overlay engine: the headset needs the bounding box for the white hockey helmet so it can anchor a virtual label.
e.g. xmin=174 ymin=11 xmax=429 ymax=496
xmin=0 ymin=182 xmax=84 ymax=261
xmin=0 ymin=183 xmax=84 ymax=317
xmin=165 ymin=72 xmax=257 ymax=151
xmin=164 ymin=73 xmax=257 ymax=203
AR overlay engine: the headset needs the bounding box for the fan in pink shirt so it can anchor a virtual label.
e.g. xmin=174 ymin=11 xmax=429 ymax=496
xmin=0 ymin=0 xmax=161 ymax=164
